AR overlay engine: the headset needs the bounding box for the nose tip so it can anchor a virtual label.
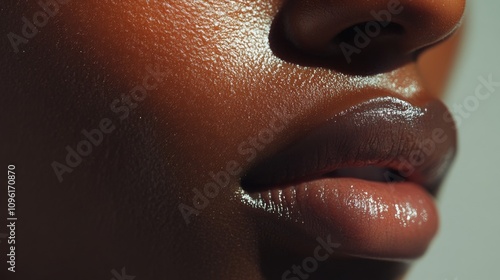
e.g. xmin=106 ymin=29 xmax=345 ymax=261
xmin=281 ymin=0 xmax=465 ymax=71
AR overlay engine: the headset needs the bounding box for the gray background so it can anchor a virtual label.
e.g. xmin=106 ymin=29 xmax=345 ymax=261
xmin=408 ymin=1 xmax=500 ymax=279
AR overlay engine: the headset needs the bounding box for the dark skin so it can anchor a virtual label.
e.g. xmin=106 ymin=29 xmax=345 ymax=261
xmin=1 ymin=0 xmax=464 ymax=279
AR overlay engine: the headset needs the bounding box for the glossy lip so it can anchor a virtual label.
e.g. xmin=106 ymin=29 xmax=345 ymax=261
xmin=241 ymin=96 xmax=457 ymax=260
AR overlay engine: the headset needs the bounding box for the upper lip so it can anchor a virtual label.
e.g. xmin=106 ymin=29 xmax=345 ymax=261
xmin=241 ymin=96 xmax=457 ymax=194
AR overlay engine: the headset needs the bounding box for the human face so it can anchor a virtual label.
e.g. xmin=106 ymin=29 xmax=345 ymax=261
xmin=2 ymin=0 xmax=464 ymax=279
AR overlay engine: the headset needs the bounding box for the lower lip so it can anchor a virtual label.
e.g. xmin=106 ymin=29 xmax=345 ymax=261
xmin=243 ymin=178 xmax=438 ymax=260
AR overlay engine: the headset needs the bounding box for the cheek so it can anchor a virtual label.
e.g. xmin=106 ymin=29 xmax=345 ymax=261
xmin=417 ymin=25 xmax=465 ymax=97
xmin=55 ymin=1 xmax=302 ymax=183
xmin=56 ymin=2 xmax=288 ymax=159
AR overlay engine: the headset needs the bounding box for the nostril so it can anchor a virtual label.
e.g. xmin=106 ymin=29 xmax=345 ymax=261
xmin=325 ymin=21 xmax=407 ymax=68
xmin=332 ymin=21 xmax=405 ymax=46
xmin=269 ymin=14 xmax=413 ymax=75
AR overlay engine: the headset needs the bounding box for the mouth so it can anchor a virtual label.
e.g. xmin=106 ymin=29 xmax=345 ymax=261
xmin=241 ymin=96 xmax=457 ymax=260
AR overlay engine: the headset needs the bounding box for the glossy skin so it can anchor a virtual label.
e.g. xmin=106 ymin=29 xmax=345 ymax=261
xmin=0 ymin=0 xmax=464 ymax=279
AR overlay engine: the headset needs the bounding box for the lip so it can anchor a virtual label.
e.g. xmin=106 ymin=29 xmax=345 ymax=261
xmin=241 ymin=96 xmax=457 ymax=260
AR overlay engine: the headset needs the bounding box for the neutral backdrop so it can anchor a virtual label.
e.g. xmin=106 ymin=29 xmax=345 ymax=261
xmin=408 ymin=1 xmax=500 ymax=279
